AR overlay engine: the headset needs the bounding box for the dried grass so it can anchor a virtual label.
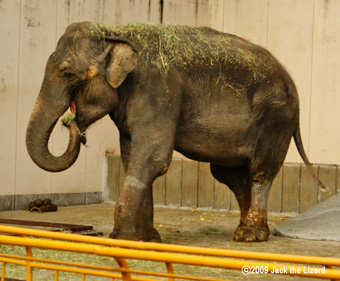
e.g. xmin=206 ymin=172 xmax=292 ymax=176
xmin=61 ymin=113 xmax=75 ymax=127
xmin=89 ymin=22 xmax=273 ymax=94
xmin=61 ymin=113 xmax=86 ymax=141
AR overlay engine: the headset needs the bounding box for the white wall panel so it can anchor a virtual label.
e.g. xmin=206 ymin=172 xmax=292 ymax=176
xmin=15 ymin=0 xmax=57 ymax=195
xmin=0 ymin=0 xmax=20 ymax=195
xmin=56 ymin=0 xmax=92 ymax=38
xmin=162 ymin=0 xmax=182 ymax=24
xmin=50 ymin=0 xmax=92 ymax=194
xmin=209 ymin=0 xmax=224 ymax=31
xmin=181 ymin=0 xmax=210 ymax=26
xmin=309 ymin=0 xmax=340 ymax=164
xmin=267 ymin=0 xmax=314 ymax=162
xmin=223 ymin=0 xmax=268 ymax=47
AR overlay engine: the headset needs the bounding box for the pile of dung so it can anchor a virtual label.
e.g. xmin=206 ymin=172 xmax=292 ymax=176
xmin=28 ymin=198 xmax=57 ymax=213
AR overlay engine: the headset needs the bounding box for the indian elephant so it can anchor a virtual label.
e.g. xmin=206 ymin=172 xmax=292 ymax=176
xmin=26 ymin=22 xmax=326 ymax=242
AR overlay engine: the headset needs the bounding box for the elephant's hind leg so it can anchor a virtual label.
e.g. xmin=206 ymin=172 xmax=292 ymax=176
xmin=210 ymin=165 xmax=270 ymax=242
xmin=211 ymin=165 xmax=251 ymax=224
xmin=233 ymin=179 xmax=271 ymax=242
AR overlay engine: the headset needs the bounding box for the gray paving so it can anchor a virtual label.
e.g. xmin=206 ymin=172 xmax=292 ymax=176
xmin=274 ymin=193 xmax=340 ymax=241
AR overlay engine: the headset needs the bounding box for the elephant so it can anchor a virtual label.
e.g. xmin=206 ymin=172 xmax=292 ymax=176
xmin=26 ymin=22 xmax=327 ymax=242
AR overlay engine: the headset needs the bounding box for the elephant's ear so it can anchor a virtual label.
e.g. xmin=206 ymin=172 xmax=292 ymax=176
xmin=105 ymin=39 xmax=138 ymax=88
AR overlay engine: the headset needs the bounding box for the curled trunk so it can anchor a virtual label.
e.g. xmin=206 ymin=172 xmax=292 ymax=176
xmin=26 ymin=98 xmax=81 ymax=172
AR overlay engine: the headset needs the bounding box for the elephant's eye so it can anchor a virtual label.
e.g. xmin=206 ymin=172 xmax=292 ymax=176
xmin=62 ymin=71 xmax=78 ymax=83
xmin=63 ymin=72 xmax=75 ymax=79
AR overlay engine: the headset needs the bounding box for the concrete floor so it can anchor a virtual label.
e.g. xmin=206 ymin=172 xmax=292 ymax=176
xmin=0 ymin=203 xmax=339 ymax=256
xmin=0 ymin=203 xmax=339 ymax=280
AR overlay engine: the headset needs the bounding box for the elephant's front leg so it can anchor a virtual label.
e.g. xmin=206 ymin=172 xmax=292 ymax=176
xmin=111 ymin=175 xmax=161 ymax=242
xmin=110 ymin=134 xmax=173 ymax=242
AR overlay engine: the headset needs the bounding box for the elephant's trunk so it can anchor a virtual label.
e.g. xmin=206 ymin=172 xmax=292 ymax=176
xmin=26 ymin=94 xmax=81 ymax=172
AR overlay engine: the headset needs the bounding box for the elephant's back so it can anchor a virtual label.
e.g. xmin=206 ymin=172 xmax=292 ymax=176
xmin=101 ymin=23 xmax=277 ymax=75
xmin=94 ymin=22 xmax=293 ymax=98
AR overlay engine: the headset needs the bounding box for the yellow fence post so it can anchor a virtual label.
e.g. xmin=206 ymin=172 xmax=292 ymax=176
xmin=115 ymin=257 xmax=131 ymax=280
xmin=1 ymin=262 xmax=5 ymax=281
xmin=165 ymin=262 xmax=175 ymax=281
xmin=25 ymin=246 xmax=33 ymax=281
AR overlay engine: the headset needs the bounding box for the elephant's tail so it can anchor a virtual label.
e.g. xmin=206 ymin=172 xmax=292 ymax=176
xmin=293 ymin=126 xmax=329 ymax=192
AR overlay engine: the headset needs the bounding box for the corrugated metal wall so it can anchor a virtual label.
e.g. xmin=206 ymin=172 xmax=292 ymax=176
xmin=0 ymin=0 xmax=339 ymax=210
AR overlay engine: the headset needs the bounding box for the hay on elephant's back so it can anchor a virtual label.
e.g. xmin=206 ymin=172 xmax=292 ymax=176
xmin=90 ymin=23 xmax=274 ymax=92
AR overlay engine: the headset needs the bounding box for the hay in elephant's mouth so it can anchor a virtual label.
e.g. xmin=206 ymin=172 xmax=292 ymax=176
xmin=61 ymin=113 xmax=87 ymax=144
xmin=61 ymin=113 xmax=76 ymax=127
xmin=90 ymin=22 xmax=274 ymax=94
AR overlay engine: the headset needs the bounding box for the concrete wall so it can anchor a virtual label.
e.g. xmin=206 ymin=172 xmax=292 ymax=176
xmin=1 ymin=0 xmax=340 ymax=211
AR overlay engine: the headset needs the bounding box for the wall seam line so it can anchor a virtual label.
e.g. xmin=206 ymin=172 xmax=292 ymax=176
xmin=50 ymin=0 xmax=59 ymax=199
xmin=266 ymin=0 xmax=270 ymax=49
xmin=14 ymin=0 xmax=23 ymax=209
xmin=280 ymin=165 xmax=284 ymax=213
xmin=180 ymin=159 xmax=183 ymax=207
xmin=308 ymin=0 xmax=316 ymax=158
xmin=298 ymin=163 xmax=302 ymax=213
xmin=196 ymin=162 xmax=199 ymax=208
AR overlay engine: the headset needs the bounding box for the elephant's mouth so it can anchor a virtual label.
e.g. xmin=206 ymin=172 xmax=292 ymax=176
xmin=70 ymin=100 xmax=76 ymax=115
xmin=61 ymin=100 xmax=87 ymax=145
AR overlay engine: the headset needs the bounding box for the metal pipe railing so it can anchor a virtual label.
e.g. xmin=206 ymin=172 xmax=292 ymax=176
xmin=0 ymin=225 xmax=339 ymax=281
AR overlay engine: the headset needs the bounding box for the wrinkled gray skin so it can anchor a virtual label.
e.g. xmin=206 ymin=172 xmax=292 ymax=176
xmin=26 ymin=22 xmax=325 ymax=242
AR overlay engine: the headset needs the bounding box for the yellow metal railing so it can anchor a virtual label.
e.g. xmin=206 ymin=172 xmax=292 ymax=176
xmin=0 ymin=224 xmax=339 ymax=280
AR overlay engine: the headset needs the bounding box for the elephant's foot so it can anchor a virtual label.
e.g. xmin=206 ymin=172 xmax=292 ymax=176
xmin=234 ymin=222 xmax=269 ymax=242
xmin=109 ymin=226 xmax=162 ymax=243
